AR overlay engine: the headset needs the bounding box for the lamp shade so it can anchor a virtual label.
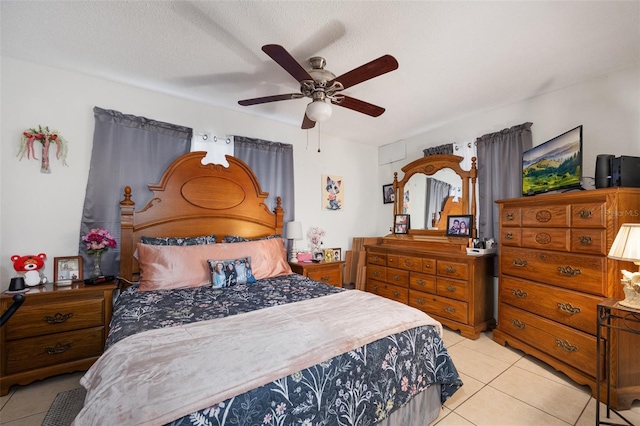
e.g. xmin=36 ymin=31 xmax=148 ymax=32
xmin=608 ymin=223 xmax=640 ymax=262
xmin=285 ymin=221 xmax=303 ymax=240
xmin=306 ymin=100 xmax=332 ymax=122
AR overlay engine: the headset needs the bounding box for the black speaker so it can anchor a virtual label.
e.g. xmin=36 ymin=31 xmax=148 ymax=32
xmin=595 ymin=154 xmax=614 ymax=188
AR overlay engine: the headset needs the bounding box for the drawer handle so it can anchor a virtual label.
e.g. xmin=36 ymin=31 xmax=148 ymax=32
xmin=373 ymin=270 xmax=381 ymax=276
xmin=424 ymin=264 xmax=432 ymax=269
xmin=506 ymin=213 xmax=515 ymax=221
xmin=45 ymin=312 xmax=73 ymax=324
xmin=444 ymin=306 xmax=456 ymax=314
xmin=45 ymin=342 xmax=71 ymax=354
xmin=579 ymin=210 xmax=592 ymax=219
xmin=511 ymin=319 xmax=526 ymax=329
xmin=392 ymin=274 xmax=402 ymax=281
xmin=320 ymin=275 xmax=330 ymax=282
xmin=416 ymin=279 xmax=426 ymax=286
xmin=393 ymin=291 xmax=400 ymax=298
xmin=445 ymin=266 xmax=457 ymax=274
xmin=445 ymin=285 xmax=456 ymax=293
xmin=415 ymin=298 xmax=425 ymax=305
xmin=388 ymin=259 xmax=396 ymax=264
xmin=505 ymin=232 xmax=514 ymax=240
xmin=558 ymin=266 xmax=581 ymax=276
xmin=373 ymin=255 xmax=380 ymax=261
xmin=555 ymin=338 xmax=578 ymax=352
xmin=373 ymin=285 xmax=379 ymax=291
xmin=512 ymin=289 xmax=528 ymax=298
xmin=512 ymin=259 xmax=528 ymax=267
xmin=558 ymin=302 xmax=581 ymax=315
xmin=579 ymin=236 xmax=592 ymax=245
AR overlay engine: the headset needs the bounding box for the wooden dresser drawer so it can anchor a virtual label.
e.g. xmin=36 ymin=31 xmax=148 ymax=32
xmin=386 ymin=254 xmax=399 ymax=269
xmin=367 ymin=252 xmax=387 ymax=266
xmin=522 ymin=205 xmax=570 ymax=227
xmin=307 ymin=268 xmax=341 ymax=287
xmin=410 ymin=272 xmax=436 ymax=293
xmin=571 ymin=203 xmax=606 ymax=228
xmin=366 ymin=264 xmax=387 ymax=282
xmin=570 ymin=229 xmax=607 ymax=255
xmin=397 ymin=255 xmax=422 ymax=272
xmin=437 ymin=277 xmax=468 ymax=302
xmin=501 ymin=207 xmax=521 ymax=226
xmin=437 ymin=260 xmax=469 ymax=281
xmin=501 ymin=246 xmax=606 ymax=296
xmin=500 ymin=276 xmax=600 ymax=335
xmin=5 ymin=327 xmax=104 ymax=374
xmin=386 ymin=268 xmax=409 ymax=287
xmin=7 ymin=299 xmax=104 ymax=340
xmin=366 ymin=280 xmax=408 ymax=303
xmin=520 ymin=228 xmax=570 ymax=252
xmin=421 ymin=258 xmax=436 ymax=274
xmin=499 ymin=304 xmax=596 ymax=377
xmin=409 ymin=291 xmax=468 ymax=324
xmin=501 ymin=228 xmax=521 ymax=247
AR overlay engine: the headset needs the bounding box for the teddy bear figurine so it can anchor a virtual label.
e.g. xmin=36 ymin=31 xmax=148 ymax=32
xmin=11 ymin=253 xmax=47 ymax=286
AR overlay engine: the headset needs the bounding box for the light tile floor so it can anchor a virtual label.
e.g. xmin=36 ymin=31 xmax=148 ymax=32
xmin=1 ymin=329 xmax=639 ymax=425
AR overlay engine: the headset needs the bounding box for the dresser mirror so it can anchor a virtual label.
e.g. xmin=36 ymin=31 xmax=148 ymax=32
xmin=393 ymin=154 xmax=477 ymax=237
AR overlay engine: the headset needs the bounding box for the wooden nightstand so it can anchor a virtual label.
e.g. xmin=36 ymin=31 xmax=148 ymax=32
xmin=289 ymin=261 xmax=345 ymax=287
xmin=0 ymin=280 xmax=116 ymax=395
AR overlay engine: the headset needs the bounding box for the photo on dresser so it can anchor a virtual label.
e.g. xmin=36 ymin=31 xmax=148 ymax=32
xmin=394 ymin=214 xmax=410 ymax=234
xmin=54 ymin=256 xmax=83 ymax=282
xmin=446 ymin=215 xmax=473 ymax=236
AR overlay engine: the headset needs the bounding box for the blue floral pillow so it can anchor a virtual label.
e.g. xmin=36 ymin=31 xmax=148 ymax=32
xmin=223 ymin=234 xmax=281 ymax=243
xmin=141 ymin=234 xmax=217 ymax=246
xmin=207 ymin=257 xmax=256 ymax=288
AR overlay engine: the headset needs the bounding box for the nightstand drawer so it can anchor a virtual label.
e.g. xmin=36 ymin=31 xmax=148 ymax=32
xmin=307 ymin=268 xmax=341 ymax=286
xmin=6 ymin=298 xmax=104 ymax=340
xmin=5 ymin=327 xmax=104 ymax=374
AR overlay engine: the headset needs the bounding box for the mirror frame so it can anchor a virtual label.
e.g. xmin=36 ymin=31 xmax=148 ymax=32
xmin=393 ymin=154 xmax=477 ymax=237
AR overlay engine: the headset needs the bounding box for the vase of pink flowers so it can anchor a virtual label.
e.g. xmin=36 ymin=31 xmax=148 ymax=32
xmin=307 ymin=227 xmax=325 ymax=254
xmin=82 ymin=228 xmax=117 ymax=277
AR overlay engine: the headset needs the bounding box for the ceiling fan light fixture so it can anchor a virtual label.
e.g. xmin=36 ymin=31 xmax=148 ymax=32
xmin=306 ymin=100 xmax=332 ymax=122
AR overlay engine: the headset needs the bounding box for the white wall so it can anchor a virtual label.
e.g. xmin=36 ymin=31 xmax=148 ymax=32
xmin=0 ymin=58 xmax=380 ymax=290
xmin=376 ymin=64 xmax=640 ymax=235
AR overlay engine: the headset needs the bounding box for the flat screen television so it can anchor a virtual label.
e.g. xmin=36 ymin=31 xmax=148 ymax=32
xmin=522 ymin=125 xmax=583 ymax=195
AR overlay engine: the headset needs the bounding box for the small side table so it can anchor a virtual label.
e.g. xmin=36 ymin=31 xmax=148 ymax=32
xmin=596 ymin=299 xmax=640 ymax=426
xmin=289 ymin=261 xmax=345 ymax=288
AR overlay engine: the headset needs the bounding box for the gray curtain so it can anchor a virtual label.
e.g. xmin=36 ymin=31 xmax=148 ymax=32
xmin=233 ymin=136 xmax=294 ymax=225
xmin=423 ymin=143 xmax=454 ymax=157
xmin=476 ymin=122 xmax=533 ymax=242
xmin=78 ymin=107 xmax=192 ymax=278
xmin=425 ymin=178 xmax=451 ymax=228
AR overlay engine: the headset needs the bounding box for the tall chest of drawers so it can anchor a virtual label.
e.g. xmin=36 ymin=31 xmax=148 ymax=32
xmin=366 ymin=245 xmax=494 ymax=339
xmin=493 ymin=188 xmax=640 ymax=409
xmin=0 ymin=282 xmax=115 ymax=395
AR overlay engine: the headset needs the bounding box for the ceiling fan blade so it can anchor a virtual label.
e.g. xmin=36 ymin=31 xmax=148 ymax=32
xmin=262 ymin=44 xmax=314 ymax=83
xmin=330 ymin=55 xmax=398 ymax=90
xmin=238 ymin=93 xmax=303 ymax=106
xmin=332 ymin=95 xmax=386 ymax=117
xmin=302 ymin=113 xmax=316 ymax=129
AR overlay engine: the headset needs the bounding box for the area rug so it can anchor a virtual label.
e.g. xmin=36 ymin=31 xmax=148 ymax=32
xmin=41 ymin=387 xmax=85 ymax=426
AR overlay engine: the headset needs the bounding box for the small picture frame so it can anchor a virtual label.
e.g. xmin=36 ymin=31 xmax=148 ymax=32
xmin=313 ymin=251 xmax=324 ymax=262
xmin=54 ymin=256 xmax=83 ymax=282
xmin=446 ymin=215 xmax=473 ymax=237
xmin=382 ymin=184 xmax=394 ymax=204
xmin=394 ymin=214 xmax=410 ymax=234
xmin=323 ymin=249 xmax=334 ymax=263
xmin=332 ymin=248 xmax=342 ymax=262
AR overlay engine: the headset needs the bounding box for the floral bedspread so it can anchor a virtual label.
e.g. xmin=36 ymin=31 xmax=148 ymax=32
xmin=107 ymin=274 xmax=462 ymax=426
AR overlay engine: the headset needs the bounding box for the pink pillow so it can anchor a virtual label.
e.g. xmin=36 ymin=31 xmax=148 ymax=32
xmin=137 ymin=238 xmax=291 ymax=291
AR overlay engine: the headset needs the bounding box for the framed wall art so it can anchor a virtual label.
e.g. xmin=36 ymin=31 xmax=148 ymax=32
xmin=446 ymin=215 xmax=473 ymax=236
xmin=394 ymin=214 xmax=410 ymax=234
xmin=54 ymin=256 xmax=83 ymax=282
xmin=321 ymin=174 xmax=344 ymax=211
xmin=382 ymin=184 xmax=394 ymax=204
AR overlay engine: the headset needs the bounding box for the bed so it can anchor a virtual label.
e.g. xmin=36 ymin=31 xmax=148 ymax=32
xmin=73 ymin=152 xmax=462 ymax=426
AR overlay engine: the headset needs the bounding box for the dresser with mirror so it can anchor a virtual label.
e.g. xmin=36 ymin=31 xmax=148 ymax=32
xmin=365 ymin=154 xmax=495 ymax=339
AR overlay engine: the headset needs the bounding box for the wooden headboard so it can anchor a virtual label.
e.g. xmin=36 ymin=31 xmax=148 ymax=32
xmin=119 ymin=152 xmax=284 ymax=281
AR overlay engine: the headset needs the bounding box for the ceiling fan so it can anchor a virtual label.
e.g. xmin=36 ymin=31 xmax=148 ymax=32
xmin=238 ymin=44 xmax=399 ymax=129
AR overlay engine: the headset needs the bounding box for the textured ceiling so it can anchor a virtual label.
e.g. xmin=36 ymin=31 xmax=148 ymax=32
xmin=2 ymin=1 xmax=639 ymax=146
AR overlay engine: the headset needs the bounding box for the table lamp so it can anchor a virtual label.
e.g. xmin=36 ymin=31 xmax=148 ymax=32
xmin=608 ymin=223 xmax=640 ymax=309
xmin=285 ymin=221 xmax=303 ymax=263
